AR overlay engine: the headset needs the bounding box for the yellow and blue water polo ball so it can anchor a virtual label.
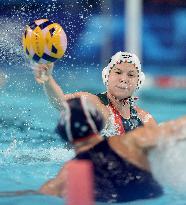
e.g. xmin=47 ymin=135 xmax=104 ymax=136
xmin=23 ymin=19 xmax=67 ymax=64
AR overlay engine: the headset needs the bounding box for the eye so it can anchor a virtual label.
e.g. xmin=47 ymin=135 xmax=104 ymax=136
xmin=128 ymin=73 xmax=134 ymax=77
xmin=115 ymin=70 xmax=121 ymax=74
xmin=128 ymin=72 xmax=135 ymax=77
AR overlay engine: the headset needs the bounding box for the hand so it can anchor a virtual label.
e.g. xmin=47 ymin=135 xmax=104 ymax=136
xmin=32 ymin=63 xmax=54 ymax=84
xmin=159 ymin=117 xmax=186 ymax=139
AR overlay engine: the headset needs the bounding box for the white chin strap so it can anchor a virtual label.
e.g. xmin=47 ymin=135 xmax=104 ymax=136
xmin=102 ymin=51 xmax=145 ymax=90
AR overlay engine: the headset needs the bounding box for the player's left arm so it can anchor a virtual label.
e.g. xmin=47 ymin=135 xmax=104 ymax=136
xmin=39 ymin=166 xmax=67 ymax=197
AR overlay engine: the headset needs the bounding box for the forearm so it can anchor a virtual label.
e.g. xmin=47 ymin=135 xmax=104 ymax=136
xmin=39 ymin=178 xmax=62 ymax=197
xmin=43 ymin=76 xmax=65 ymax=111
xmin=134 ymin=116 xmax=186 ymax=149
xmin=33 ymin=63 xmax=66 ymax=111
xmin=120 ymin=125 xmax=160 ymax=149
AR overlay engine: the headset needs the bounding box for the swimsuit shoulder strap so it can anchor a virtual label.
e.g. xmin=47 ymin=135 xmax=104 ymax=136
xmin=130 ymin=105 xmax=138 ymax=116
xmin=96 ymin=92 xmax=109 ymax=106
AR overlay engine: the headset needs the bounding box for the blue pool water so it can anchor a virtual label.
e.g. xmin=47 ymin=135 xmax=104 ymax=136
xmin=0 ymin=64 xmax=186 ymax=205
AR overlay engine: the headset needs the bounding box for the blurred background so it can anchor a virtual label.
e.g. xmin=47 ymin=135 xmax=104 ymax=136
xmin=0 ymin=0 xmax=186 ymax=69
xmin=0 ymin=0 xmax=185 ymax=123
xmin=0 ymin=1 xmax=185 ymax=204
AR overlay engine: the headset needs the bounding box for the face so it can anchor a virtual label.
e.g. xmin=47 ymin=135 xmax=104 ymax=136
xmin=107 ymin=62 xmax=138 ymax=100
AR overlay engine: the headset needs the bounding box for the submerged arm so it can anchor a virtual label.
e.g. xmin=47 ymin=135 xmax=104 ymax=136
xmin=39 ymin=166 xmax=67 ymax=197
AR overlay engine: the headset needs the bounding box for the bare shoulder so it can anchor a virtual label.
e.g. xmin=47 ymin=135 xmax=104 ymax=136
xmin=64 ymin=91 xmax=104 ymax=104
xmin=65 ymin=91 xmax=109 ymax=118
xmin=64 ymin=91 xmax=93 ymax=100
xmin=135 ymin=106 xmax=157 ymax=125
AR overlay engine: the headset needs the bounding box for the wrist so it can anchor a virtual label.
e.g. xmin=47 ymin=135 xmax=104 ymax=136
xmin=43 ymin=75 xmax=53 ymax=85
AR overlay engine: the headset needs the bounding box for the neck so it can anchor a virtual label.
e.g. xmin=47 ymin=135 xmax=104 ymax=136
xmin=74 ymin=135 xmax=103 ymax=154
xmin=107 ymin=92 xmax=131 ymax=111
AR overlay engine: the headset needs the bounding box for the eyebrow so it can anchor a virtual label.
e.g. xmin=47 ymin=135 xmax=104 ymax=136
xmin=113 ymin=67 xmax=121 ymax=71
xmin=114 ymin=68 xmax=136 ymax=73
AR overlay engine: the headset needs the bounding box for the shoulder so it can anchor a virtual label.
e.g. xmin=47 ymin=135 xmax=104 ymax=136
xmin=64 ymin=91 xmax=94 ymax=100
xmin=135 ymin=106 xmax=157 ymax=126
xmin=65 ymin=92 xmax=110 ymax=119
xmin=65 ymin=91 xmax=105 ymax=101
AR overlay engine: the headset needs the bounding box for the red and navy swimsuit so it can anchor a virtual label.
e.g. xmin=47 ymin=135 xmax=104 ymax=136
xmin=96 ymin=93 xmax=144 ymax=136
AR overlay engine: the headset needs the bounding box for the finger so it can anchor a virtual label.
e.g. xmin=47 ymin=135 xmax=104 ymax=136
xmin=47 ymin=63 xmax=54 ymax=69
xmin=34 ymin=69 xmax=42 ymax=78
xmin=35 ymin=77 xmax=44 ymax=84
xmin=39 ymin=64 xmax=53 ymax=70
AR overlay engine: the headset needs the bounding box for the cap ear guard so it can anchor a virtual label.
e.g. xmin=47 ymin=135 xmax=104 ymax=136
xmin=102 ymin=66 xmax=109 ymax=86
xmin=136 ymin=71 xmax=145 ymax=90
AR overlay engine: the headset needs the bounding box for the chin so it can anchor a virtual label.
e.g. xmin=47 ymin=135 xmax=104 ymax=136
xmin=117 ymin=95 xmax=130 ymax=100
xmin=108 ymin=88 xmax=132 ymax=100
xmin=112 ymin=92 xmax=130 ymax=100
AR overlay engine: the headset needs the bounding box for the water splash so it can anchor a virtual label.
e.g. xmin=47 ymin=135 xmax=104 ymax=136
xmin=0 ymin=70 xmax=8 ymax=88
xmin=3 ymin=138 xmax=17 ymax=158
xmin=1 ymin=141 xmax=74 ymax=165
xmin=149 ymin=129 xmax=186 ymax=193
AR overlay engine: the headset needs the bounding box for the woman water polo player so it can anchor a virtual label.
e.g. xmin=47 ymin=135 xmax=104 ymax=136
xmin=39 ymin=97 xmax=186 ymax=203
xmin=1 ymin=98 xmax=186 ymax=200
xmin=33 ymin=51 xmax=157 ymax=137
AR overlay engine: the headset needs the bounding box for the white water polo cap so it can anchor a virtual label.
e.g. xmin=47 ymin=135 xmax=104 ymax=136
xmin=102 ymin=51 xmax=145 ymax=90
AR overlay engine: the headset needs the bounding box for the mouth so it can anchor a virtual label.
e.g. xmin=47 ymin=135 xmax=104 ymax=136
xmin=116 ymin=85 xmax=128 ymax=90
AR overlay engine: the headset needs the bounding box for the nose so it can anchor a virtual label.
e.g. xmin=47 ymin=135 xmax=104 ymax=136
xmin=119 ymin=75 xmax=128 ymax=83
xmin=120 ymin=79 xmax=126 ymax=84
